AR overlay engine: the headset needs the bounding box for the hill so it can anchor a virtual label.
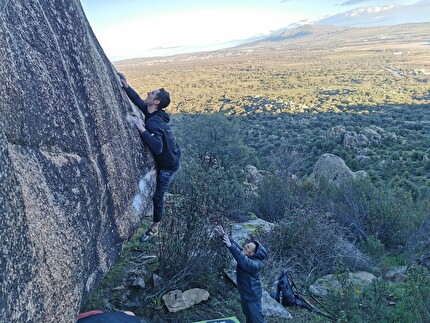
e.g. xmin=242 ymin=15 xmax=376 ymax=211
xmin=114 ymin=23 xmax=429 ymax=116
xmin=247 ymin=23 xmax=430 ymax=50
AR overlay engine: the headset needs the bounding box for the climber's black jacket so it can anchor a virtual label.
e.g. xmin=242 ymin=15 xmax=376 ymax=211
xmin=125 ymin=86 xmax=180 ymax=171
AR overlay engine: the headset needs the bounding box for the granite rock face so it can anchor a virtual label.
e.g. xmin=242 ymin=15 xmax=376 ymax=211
xmin=0 ymin=1 xmax=155 ymax=322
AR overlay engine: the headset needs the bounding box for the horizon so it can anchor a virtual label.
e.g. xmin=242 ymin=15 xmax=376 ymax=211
xmin=80 ymin=0 xmax=430 ymax=61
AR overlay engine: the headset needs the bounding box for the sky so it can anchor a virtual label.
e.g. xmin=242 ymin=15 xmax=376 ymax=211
xmin=80 ymin=0 xmax=429 ymax=61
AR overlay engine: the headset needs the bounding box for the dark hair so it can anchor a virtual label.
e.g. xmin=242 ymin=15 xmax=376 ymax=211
xmin=156 ymin=88 xmax=170 ymax=109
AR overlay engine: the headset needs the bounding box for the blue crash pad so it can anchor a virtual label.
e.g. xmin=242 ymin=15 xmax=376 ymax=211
xmin=193 ymin=317 xmax=240 ymax=323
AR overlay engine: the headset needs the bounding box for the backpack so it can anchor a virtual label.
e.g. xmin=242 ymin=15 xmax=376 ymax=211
xmin=272 ymin=271 xmax=309 ymax=308
xmin=271 ymin=271 xmax=336 ymax=319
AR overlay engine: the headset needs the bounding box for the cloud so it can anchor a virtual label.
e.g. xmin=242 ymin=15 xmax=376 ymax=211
xmin=339 ymin=0 xmax=370 ymax=6
xmin=319 ymin=1 xmax=430 ymax=26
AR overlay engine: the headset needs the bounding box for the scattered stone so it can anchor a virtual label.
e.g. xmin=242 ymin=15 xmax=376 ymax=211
xmin=384 ymin=266 xmax=408 ymax=282
xmin=356 ymin=155 xmax=371 ymax=161
xmin=162 ymin=290 xmax=187 ymax=312
xmin=223 ymin=268 xmax=237 ymax=286
xmin=130 ymin=277 xmax=145 ymax=289
xmin=153 ymin=274 xmax=163 ymax=288
xmin=183 ymin=288 xmax=210 ymax=307
xmin=162 ymin=288 xmax=210 ymax=313
xmin=262 ymin=290 xmax=293 ymax=319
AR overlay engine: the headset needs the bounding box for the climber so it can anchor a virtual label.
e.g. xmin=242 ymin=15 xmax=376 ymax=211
xmin=214 ymin=225 xmax=267 ymax=323
xmin=118 ymin=72 xmax=180 ymax=243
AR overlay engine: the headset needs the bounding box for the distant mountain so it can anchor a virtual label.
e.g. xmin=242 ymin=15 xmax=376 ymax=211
xmin=112 ymin=1 xmax=429 ymax=60
xmin=237 ymin=0 xmax=430 ymax=49
xmin=115 ymin=22 xmax=430 ymax=65
xmin=242 ymin=22 xmax=430 ymax=51
xmin=319 ymin=0 xmax=430 ymax=27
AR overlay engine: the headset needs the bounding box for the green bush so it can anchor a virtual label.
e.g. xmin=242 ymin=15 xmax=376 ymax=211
xmin=400 ymin=265 xmax=430 ymax=320
xmin=360 ymin=279 xmax=392 ymax=322
xmin=261 ymin=212 xmax=372 ymax=283
xmin=322 ymin=265 xmax=430 ymax=322
xmin=359 ymin=235 xmax=385 ymax=263
xmin=324 ymin=269 xmax=362 ymax=322
xmin=332 ymin=179 xmax=424 ymax=248
xmin=155 ymin=191 xmax=229 ymax=298
xmin=253 ymin=174 xmax=303 ymax=223
xmin=175 ymin=113 xmax=258 ymax=218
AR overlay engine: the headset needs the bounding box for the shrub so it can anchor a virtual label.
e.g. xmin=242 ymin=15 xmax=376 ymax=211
xmin=359 ymin=235 xmax=385 ymax=263
xmin=266 ymin=147 xmax=306 ymax=177
xmin=253 ymin=174 xmax=304 ymax=223
xmin=260 ymin=212 xmax=372 ymax=284
xmin=334 ymin=179 xmax=424 ymax=248
xmin=324 ymin=267 xmax=362 ymax=322
xmin=319 ymin=265 xmax=430 ymax=322
xmin=154 ymin=190 xmax=229 ymax=299
xmin=175 ymin=113 xmax=258 ymax=218
xmin=360 ymin=279 xmax=392 ymax=322
xmin=401 ymin=265 xmax=430 ymax=320
xmin=377 ymin=265 xmax=430 ymax=322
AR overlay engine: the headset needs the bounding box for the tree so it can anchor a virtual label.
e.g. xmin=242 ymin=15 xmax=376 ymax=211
xmin=175 ymin=113 xmax=257 ymax=218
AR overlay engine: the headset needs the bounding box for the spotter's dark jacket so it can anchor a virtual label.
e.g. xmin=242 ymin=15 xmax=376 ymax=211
xmin=228 ymin=239 xmax=268 ymax=302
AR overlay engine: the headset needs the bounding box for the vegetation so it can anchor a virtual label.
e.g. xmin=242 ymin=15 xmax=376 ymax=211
xmin=83 ymin=23 xmax=430 ymax=322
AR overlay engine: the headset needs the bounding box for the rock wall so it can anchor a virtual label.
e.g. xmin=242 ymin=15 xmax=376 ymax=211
xmin=0 ymin=1 xmax=155 ymax=321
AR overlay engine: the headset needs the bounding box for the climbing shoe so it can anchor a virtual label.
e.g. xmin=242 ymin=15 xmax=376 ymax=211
xmin=140 ymin=228 xmax=158 ymax=243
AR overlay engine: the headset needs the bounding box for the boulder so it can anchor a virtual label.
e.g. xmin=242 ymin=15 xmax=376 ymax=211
xmin=243 ymin=165 xmax=264 ymax=196
xmin=362 ymin=127 xmax=382 ymax=142
xmin=309 ymin=153 xmax=367 ymax=188
xmin=231 ymin=218 xmax=274 ymax=244
xmin=383 ymin=131 xmax=398 ymax=142
xmin=325 ymin=126 xmax=346 ymax=142
xmin=384 ymin=266 xmax=408 ymax=282
xmin=245 ymin=164 xmax=263 ymax=186
xmin=162 ymin=288 xmax=210 ymax=313
xmin=0 ymin=1 xmax=155 ymax=321
xmin=309 ymin=271 xmax=376 ymax=297
xmin=356 ymin=155 xmax=371 ymax=162
xmin=343 ymin=131 xmax=368 ymax=148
